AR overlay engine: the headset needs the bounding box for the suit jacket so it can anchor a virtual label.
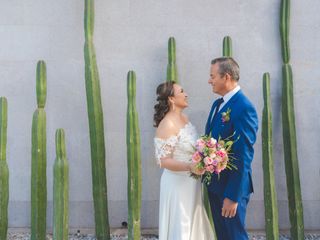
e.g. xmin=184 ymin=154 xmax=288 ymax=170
xmin=205 ymin=90 xmax=258 ymax=202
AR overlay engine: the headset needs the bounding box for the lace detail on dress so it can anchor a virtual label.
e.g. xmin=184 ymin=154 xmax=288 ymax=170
xmin=154 ymin=122 xmax=198 ymax=166
xmin=154 ymin=135 xmax=178 ymax=166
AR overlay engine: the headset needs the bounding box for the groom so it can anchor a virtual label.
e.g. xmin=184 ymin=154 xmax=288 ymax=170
xmin=205 ymin=57 xmax=258 ymax=240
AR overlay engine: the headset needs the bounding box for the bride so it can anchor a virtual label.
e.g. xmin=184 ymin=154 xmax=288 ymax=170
xmin=153 ymin=81 xmax=215 ymax=240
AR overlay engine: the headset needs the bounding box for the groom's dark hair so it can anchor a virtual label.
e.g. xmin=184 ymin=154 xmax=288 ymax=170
xmin=211 ymin=57 xmax=240 ymax=81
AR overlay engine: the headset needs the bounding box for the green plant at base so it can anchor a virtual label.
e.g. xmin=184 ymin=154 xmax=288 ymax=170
xmin=53 ymin=129 xmax=69 ymax=240
xmin=126 ymin=71 xmax=142 ymax=240
xmin=262 ymin=73 xmax=279 ymax=240
xmin=281 ymin=64 xmax=304 ymax=239
xmin=166 ymin=37 xmax=178 ymax=83
xmin=84 ymin=0 xmax=110 ymax=239
xmin=31 ymin=61 xmax=47 ymax=240
xmin=223 ymin=36 xmax=232 ymax=57
xmin=0 ymin=97 xmax=9 ymax=240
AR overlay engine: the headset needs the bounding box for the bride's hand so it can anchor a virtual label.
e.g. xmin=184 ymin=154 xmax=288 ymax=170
xmin=190 ymin=163 xmax=204 ymax=175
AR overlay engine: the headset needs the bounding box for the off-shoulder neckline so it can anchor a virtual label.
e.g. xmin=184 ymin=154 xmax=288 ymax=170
xmin=154 ymin=122 xmax=192 ymax=142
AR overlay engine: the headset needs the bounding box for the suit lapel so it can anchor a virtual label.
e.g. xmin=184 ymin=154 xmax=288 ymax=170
xmin=218 ymin=90 xmax=242 ymax=115
xmin=205 ymin=100 xmax=218 ymax=135
xmin=209 ymin=90 xmax=243 ymax=133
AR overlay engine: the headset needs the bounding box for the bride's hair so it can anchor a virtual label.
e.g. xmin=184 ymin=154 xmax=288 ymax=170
xmin=153 ymin=81 xmax=176 ymax=127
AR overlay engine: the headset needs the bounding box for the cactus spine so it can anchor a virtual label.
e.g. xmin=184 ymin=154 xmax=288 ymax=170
xmin=279 ymin=0 xmax=304 ymax=238
xmin=53 ymin=129 xmax=69 ymax=240
xmin=31 ymin=60 xmax=47 ymax=240
xmin=84 ymin=1 xmax=110 ymax=239
xmin=166 ymin=37 xmax=178 ymax=83
xmin=281 ymin=64 xmax=304 ymax=239
xmin=262 ymin=73 xmax=279 ymax=240
xmin=223 ymin=36 xmax=232 ymax=57
xmin=126 ymin=71 xmax=142 ymax=240
xmin=0 ymin=97 xmax=9 ymax=240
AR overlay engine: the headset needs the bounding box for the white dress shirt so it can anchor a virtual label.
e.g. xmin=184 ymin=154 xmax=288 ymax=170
xmin=219 ymin=85 xmax=241 ymax=110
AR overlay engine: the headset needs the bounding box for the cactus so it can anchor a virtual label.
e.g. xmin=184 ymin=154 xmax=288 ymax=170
xmin=53 ymin=129 xmax=69 ymax=240
xmin=0 ymin=97 xmax=9 ymax=240
xmin=222 ymin=36 xmax=232 ymax=57
xmin=262 ymin=73 xmax=279 ymax=240
xmin=279 ymin=0 xmax=304 ymax=238
xmin=126 ymin=71 xmax=142 ymax=240
xmin=281 ymin=64 xmax=304 ymax=239
xmin=166 ymin=37 xmax=178 ymax=83
xmin=36 ymin=61 xmax=47 ymax=108
xmin=31 ymin=61 xmax=47 ymax=240
xmin=84 ymin=0 xmax=110 ymax=239
xmin=280 ymin=0 xmax=290 ymax=63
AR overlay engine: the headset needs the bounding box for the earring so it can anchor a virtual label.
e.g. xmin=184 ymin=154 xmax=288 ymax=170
xmin=172 ymin=102 xmax=175 ymax=111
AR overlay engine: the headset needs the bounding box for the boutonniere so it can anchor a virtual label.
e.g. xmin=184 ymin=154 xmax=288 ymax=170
xmin=221 ymin=108 xmax=231 ymax=123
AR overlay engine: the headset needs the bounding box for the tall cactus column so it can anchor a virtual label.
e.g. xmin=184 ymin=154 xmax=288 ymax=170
xmin=280 ymin=0 xmax=304 ymax=239
xmin=166 ymin=37 xmax=178 ymax=83
xmin=222 ymin=36 xmax=232 ymax=57
xmin=262 ymin=73 xmax=279 ymax=240
xmin=84 ymin=0 xmax=110 ymax=239
xmin=53 ymin=129 xmax=69 ymax=240
xmin=126 ymin=71 xmax=142 ymax=240
xmin=0 ymin=97 xmax=9 ymax=240
xmin=31 ymin=61 xmax=47 ymax=240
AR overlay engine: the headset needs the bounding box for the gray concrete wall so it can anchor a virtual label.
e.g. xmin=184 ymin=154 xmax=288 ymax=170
xmin=0 ymin=0 xmax=319 ymax=230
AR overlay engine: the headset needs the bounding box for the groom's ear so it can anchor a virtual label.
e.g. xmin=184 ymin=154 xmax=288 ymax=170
xmin=224 ymin=73 xmax=232 ymax=82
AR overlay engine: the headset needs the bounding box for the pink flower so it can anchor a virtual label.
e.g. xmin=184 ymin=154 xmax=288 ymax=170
xmin=192 ymin=151 xmax=202 ymax=163
xmin=212 ymin=160 xmax=218 ymax=166
xmin=204 ymin=157 xmax=213 ymax=165
xmin=216 ymin=150 xmax=226 ymax=158
xmin=196 ymin=139 xmax=206 ymax=152
xmin=209 ymin=151 xmax=216 ymax=159
xmin=206 ymin=165 xmax=214 ymax=173
xmin=223 ymin=154 xmax=229 ymax=163
xmin=215 ymin=155 xmax=222 ymax=163
xmin=206 ymin=138 xmax=217 ymax=148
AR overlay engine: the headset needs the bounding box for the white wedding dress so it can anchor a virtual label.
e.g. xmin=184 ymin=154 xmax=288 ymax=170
xmin=154 ymin=122 xmax=215 ymax=240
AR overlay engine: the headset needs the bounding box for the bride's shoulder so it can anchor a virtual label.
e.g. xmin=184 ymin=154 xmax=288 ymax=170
xmin=155 ymin=118 xmax=179 ymax=139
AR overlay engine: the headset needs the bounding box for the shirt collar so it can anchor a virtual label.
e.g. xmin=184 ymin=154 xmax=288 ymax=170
xmin=221 ymin=85 xmax=240 ymax=104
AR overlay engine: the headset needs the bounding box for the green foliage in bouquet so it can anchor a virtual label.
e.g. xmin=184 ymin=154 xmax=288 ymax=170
xmin=0 ymin=97 xmax=9 ymax=240
xmin=126 ymin=71 xmax=142 ymax=240
xmin=31 ymin=60 xmax=47 ymax=240
xmin=166 ymin=37 xmax=178 ymax=83
xmin=223 ymin=36 xmax=232 ymax=57
xmin=262 ymin=73 xmax=279 ymax=240
xmin=53 ymin=129 xmax=69 ymax=240
xmin=84 ymin=0 xmax=110 ymax=239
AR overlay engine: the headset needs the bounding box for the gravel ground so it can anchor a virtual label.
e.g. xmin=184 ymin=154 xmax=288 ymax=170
xmin=7 ymin=232 xmax=320 ymax=240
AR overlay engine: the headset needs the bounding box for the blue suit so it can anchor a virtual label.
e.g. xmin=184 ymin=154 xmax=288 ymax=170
xmin=205 ymin=90 xmax=258 ymax=240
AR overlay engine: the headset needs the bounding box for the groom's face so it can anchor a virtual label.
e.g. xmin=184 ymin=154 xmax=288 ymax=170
xmin=209 ymin=63 xmax=227 ymax=96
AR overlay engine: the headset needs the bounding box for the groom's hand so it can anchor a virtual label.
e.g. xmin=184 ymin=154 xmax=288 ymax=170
xmin=222 ymin=198 xmax=238 ymax=218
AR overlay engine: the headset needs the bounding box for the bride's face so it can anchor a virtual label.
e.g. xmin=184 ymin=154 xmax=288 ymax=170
xmin=169 ymin=84 xmax=188 ymax=109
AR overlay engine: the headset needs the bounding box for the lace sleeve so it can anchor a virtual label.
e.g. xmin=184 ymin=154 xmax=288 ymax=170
xmin=154 ymin=136 xmax=178 ymax=166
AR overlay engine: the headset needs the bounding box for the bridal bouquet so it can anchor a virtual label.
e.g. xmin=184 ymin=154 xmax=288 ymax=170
xmin=190 ymin=134 xmax=238 ymax=185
